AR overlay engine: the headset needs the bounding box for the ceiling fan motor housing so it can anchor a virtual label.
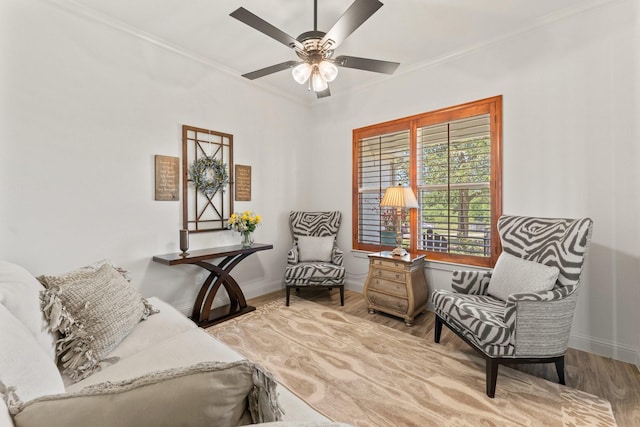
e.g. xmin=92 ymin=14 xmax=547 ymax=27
xmin=294 ymin=31 xmax=334 ymax=63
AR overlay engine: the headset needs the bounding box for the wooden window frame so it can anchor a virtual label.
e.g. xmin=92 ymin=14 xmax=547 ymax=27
xmin=352 ymin=96 xmax=502 ymax=268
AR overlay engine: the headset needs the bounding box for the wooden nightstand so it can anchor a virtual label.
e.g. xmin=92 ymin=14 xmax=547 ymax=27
xmin=363 ymin=251 xmax=429 ymax=326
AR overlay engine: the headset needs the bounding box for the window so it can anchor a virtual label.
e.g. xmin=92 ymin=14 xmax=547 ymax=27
xmin=352 ymin=96 xmax=502 ymax=267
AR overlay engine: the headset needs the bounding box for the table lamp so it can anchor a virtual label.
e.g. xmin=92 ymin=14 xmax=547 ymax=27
xmin=380 ymin=184 xmax=419 ymax=256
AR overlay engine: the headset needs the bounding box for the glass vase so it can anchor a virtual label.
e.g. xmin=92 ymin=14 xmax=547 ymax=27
xmin=241 ymin=231 xmax=253 ymax=248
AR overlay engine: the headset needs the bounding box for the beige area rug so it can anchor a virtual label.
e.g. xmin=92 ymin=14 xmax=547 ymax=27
xmin=206 ymin=299 xmax=616 ymax=427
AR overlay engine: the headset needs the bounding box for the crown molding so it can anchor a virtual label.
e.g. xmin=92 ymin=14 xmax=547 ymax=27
xmin=42 ymin=0 xmax=620 ymax=107
xmin=340 ymin=0 xmax=621 ymax=100
xmin=41 ymin=0 xmax=313 ymax=107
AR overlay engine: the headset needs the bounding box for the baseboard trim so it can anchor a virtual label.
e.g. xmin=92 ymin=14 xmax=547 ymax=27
xmin=568 ymin=332 xmax=639 ymax=365
xmin=174 ymin=278 xmax=282 ymax=317
xmin=176 ymin=280 xmax=639 ymax=366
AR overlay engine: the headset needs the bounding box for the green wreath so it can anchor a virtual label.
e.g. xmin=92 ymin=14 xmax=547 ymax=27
xmin=188 ymin=156 xmax=229 ymax=197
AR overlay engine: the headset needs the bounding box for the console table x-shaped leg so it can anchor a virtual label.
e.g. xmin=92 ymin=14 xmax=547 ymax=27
xmin=152 ymin=243 xmax=273 ymax=328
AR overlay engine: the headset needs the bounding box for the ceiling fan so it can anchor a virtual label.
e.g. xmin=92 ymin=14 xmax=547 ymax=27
xmin=230 ymin=0 xmax=400 ymax=98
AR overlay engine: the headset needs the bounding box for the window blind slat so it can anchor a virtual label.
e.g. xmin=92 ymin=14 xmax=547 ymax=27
xmin=353 ymin=97 xmax=502 ymax=266
xmin=417 ymin=113 xmax=492 ymax=256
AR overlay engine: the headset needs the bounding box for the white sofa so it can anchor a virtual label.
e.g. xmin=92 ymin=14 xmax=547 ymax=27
xmin=0 ymin=261 xmax=338 ymax=427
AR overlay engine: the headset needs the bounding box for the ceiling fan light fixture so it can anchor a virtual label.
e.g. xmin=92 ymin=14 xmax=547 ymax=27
xmin=318 ymin=60 xmax=338 ymax=82
xmin=311 ymin=70 xmax=329 ymax=92
xmin=232 ymin=0 xmax=400 ymax=98
xmin=292 ymin=62 xmax=312 ymax=84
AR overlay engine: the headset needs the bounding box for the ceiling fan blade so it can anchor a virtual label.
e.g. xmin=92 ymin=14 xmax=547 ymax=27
xmin=320 ymin=0 xmax=383 ymax=49
xmin=230 ymin=7 xmax=304 ymax=51
xmin=334 ymin=55 xmax=399 ymax=74
xmin=316 ymin=87 xmax=331 ymax=98
xmin=241 ymin=61 xmax=300 ymax=80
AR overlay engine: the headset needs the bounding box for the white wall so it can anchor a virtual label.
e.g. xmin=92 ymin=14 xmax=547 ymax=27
xmin=308 ymin=0 xmax=640 ymax=363
xmin=0 ymin=0 xmax=311 ymax=312
xmin=1 ymin=0 xmax=638 ymax=365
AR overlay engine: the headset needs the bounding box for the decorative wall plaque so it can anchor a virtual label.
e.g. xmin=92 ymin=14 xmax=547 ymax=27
xmin=235 ymin=165 xmax=252 ymax=201
xmin=154 ymin=155 xmax=180 ymax=201
xmin=182 ymin=125 xmax=233 ymax=233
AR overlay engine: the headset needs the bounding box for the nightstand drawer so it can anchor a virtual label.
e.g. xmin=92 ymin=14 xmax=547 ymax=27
xmin=369 ymin=277 xmax=408 ymax=297
xmin=372 ymin=268 xmax=406 ymax=283
xmin=372 ymin=258 xmax=404 ymax=270
xmin=368 ymin=291 xmax=408 ymax=314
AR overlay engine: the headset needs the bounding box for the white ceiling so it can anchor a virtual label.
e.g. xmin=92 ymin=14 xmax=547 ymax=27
xmin=61 ymin=0 xmax=602 ymax=103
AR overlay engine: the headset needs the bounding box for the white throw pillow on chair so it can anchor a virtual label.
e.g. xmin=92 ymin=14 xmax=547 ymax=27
xmin=487 ymin=252 xmax=560 ymax=301
xmin=297 ymin=236 xmax=334 ymax=262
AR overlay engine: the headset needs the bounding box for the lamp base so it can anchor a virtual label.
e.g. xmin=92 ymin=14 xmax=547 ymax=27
xmin=390 ymin=247 xmax=408 ymax=257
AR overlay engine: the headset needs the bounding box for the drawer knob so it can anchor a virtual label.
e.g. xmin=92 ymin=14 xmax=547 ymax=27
xmin=395 ymin=273 xmax=400 ymax=279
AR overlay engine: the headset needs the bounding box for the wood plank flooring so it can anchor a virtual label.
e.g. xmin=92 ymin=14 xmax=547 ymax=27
xmin=248 ymin=289 xmax=640 ymax=427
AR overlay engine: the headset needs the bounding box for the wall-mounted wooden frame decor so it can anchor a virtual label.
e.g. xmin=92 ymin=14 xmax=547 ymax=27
xmin=155 ymin=155 xmax=180 ymax=201
xmin=234 ymin=165 xmax=251 ymax=201
xmin=182 ymin=125 xmax=233 ymax=233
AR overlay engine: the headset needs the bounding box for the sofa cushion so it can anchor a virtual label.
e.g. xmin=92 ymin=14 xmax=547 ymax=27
xmin=65 ymin=302 xmax=332 ymax=424
xmin=40 ymin=264 xmax=157 ymax=382
xmin=103 ymin=297 xmax=196 ymax=362
xmin=36 ymin=259 xmax=131 ymax=288
xmin=486 ymin=252 xmax=560 ymax=301
xmin=10 ymin=361 xmax=282 ymax=427
xmin=67 ymin=326 xmax=332 ymax=424
xmin=297 ymin=236 xmax=334 ymax=262
xmin=66 ymin=328 xmax=245 ymax=390
xmin=0 ymin=261 xmax=57 ymax=360
xmin=0 ymin=305 xmax=64 ymax=407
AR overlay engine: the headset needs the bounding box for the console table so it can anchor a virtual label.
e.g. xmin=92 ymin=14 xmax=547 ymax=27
xmin=153 ymin=243 xmax=273 ymax=328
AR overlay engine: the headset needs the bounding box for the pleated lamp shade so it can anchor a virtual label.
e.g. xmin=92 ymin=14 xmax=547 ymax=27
xmin=380 ymin=185 xmax=419 ymax=209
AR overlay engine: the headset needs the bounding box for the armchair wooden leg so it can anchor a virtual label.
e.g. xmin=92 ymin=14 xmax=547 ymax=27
xmin=339 ymin=286 xmax=344 ymax=306
xmin=486 ymin=359 xmax=499 ymax=398
xmin=555 ymin=357 xmax=566 ymax=385
xmin=434 ymin=315 xmax=443 ymax=343
xmin=286 ymin=286 xmax=291 ymax=306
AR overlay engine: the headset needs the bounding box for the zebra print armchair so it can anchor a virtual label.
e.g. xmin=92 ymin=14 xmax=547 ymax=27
xmin=431 ymin=215 xmax=593 ymax=398
xmin=284 ymin=211 xmax=345 ymax=306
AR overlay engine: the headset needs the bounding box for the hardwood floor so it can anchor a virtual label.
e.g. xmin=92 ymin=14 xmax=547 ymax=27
xmin=248 ymin=289 xmax=640 ymax=427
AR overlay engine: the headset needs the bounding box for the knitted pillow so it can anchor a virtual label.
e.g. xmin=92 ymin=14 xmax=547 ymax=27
xmin=40 ymin=264 xmax=156 ymax=381
xmin=37 ymin=259 xmax=131 ymax=288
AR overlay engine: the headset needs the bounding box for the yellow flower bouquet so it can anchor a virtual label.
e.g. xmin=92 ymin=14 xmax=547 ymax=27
xmin=228 ymin=211 xmax=261 ymax=247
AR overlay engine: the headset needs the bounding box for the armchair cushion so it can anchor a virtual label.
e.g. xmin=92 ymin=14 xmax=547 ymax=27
xmin=486 ymin=252 xmax=559 ymax=301
xmin=431 ymin=291 xmax=512 ymax=350
xmin=297 ymin=236 xmax=334 ymax=262
xmin=284 ymin=263 xmax=345 ymax=286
